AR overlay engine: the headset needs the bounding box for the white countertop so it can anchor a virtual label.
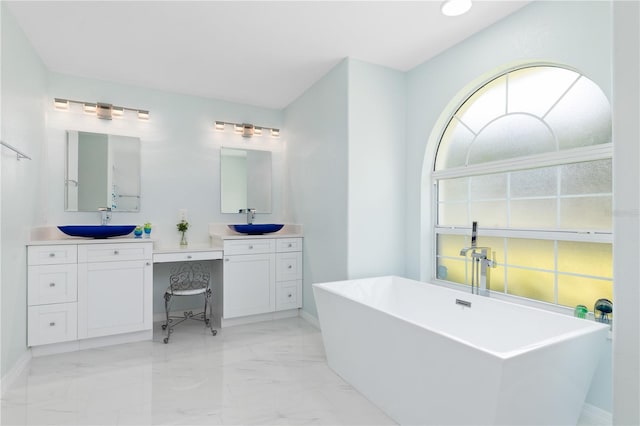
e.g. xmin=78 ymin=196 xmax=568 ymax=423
xmin=208 ymin=223 xmax=303 ymax=240
xmin=28 ymin=236 xmax=153 ymax=246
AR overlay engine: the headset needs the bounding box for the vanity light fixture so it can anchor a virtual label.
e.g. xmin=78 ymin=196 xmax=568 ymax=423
xmin=214 ymin=121 xmax=281 ymax=138
xmin=54 ymin=98 xmax=69 ymax=110
xmin=112 ymin=106 xmax=124 ymax=117
xmin=52 ymin=97 xmax=150 ymax=121
xmin=83 ymin=103 xmax=97 ymax=114
xmin=441 ymin=0 xmax=472 ymax=17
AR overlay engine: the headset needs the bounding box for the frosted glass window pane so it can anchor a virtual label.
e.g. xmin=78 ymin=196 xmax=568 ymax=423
xmin=439 ymin=178 xmax=468 ymax=202
xmin=470 ymin=201 xmax=507 ymax=228
xmin=511 ymin=199 xmax=557 ymax=228
xmin=476 ymin=236 xmax=504 ymax=261
xmin=456 ymin=76 xmax=506 ymax=134
xmin=437 ymin=258 xmax=466 ymax=284
xmin=438 ymin=203 xmax=468 ymax=226
xmin=437 ymin=234 xmax=466 ymax=258
xmin=561 ymin=160 xmax=612 ymax=195
xmin=435 ymin=120 xmax=475 ymax=170
xmin=545 ymin=77 xmax=612 ymax=150
xmin=560 ymin=196 xmax=612 ymax=230
xmin=470 ymin=174 xmax=507 ymax=200
xmin=557 ymin=275 xmax=612 ymax=309
xmin=488 ymin=264 xmax=505 ymax=293
xmin=469 ymin=114 xmax=555 ymax=164
xmin=506 ymin=268 xmax=555 ymax=303
xmin=511 ymin=167 xmax=557 ymax=198
xmin=508 ymin=67 xmax=580 ymax=116
xmin=558 ymin=241 xmax=612 ymax=278
xmin=506 ymin=238 xmax=554 ymax=270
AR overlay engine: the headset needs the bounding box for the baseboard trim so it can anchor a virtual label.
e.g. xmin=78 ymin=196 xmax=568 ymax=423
xmin=1 ymin=349 xmax=32 ymax=395
xmin=580 ymin=403 xmax=612 ymax=425
xmin=30 ymin=330 xmax=152 ymax=358
xmin=299 ymin=310 xmax=320 ymax=329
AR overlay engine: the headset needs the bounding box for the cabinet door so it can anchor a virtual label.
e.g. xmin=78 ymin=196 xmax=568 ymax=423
xmin=78 ymin=260 xmax=152 ymax=339
xmin=223 ymin=253 xmax=275 ymax=318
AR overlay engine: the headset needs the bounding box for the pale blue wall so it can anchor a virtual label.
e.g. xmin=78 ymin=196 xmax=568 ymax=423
xmin=405 ymin=0 xmax=612 ymax=282
xmin=1 ymin=4 xmax=48 ymax=377
xmin=284 ymin=60 xmax=349 ymax=318
xmin=347 ymin=59 xmax=406 ymax=279
xmin=611 ymin=2 xmax=640 ymax=423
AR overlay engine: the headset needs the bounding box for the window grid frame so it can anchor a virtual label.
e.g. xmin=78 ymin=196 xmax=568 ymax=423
xmin=432 ymin=65 xmax=612 ymax=309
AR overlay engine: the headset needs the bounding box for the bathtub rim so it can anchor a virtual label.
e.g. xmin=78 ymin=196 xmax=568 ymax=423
xmin=313 ymin=275 xmax=609 ymax=360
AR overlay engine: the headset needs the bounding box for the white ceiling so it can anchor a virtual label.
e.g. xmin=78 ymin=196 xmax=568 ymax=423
xmin=6 ymin=1 xmax=531 ymax=110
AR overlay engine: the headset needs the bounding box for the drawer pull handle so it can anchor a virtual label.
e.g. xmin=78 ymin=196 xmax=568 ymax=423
xmin=114 ymin=250 xmax=119 ymax=255
xmin=49 ymin=322 xmax=56 ymax=327
xmin=49 ymin=253 xmax=56 ymax=257
xmin=288 ymin=244 xmax=292 ymax=248
xmin=146 ymin=262 xmax=151 ymax=266
xmin=225 ymin=258 xmax=230 ymax=262
xmin=187 ymin=255 xmax=193 ymax=259
xmin=288 ymin=293 xmax=292 ymax=298
xmin=248 ymin=245 xmax=253 ymax=249
xmin=49 ymin=282 xmax=56 ymax=287
xmin=288 ymin=265 xmax=293 ymax=269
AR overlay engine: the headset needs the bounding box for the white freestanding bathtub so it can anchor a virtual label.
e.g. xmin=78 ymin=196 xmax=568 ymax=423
xmin=313 ymin=276 xmax=608 ymax=426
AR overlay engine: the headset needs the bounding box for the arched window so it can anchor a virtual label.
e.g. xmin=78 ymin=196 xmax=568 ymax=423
xmin=433 ymin=65 xmax=612 ymax=309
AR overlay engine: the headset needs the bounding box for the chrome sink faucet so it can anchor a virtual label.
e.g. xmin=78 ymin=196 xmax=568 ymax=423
xmin=459 ymin=222 xmax=495 ymax=296
xmin=238 ymin=208 xmax=256 ymax=224
xmin=98 ymin=207 xmax=112 ymax=225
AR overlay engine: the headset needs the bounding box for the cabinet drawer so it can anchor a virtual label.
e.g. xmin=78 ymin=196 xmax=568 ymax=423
xmin=276 ymin=280 xmax=302 ymax=311
xmin=28 ymin=264 xmax=77 ymax=305
xmin=153 ymin=250 xmax=223 ymax=263
xmin=78 ymin=243 xmax=152 ymax=263
xmin=28 ymin=303 xmax=77 ymax=346
xmin=223 ymin=239 xmax=275 ymax=256
xmin=28 ymin=245 xmax=77 ymax=265
xmin=276 ymin=238 xmax=302 ymax=253
xmin=276 ymin=252 xmax=302 ymax=282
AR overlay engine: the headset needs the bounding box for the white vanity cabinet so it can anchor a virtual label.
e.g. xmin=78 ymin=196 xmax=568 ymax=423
xmin=27 ymin=240 xmax=153 ymax=348
xmin=222 ymin=237 xmax=302 ymax=320
xmin=77 ymin=243 xmax=153 ymax=339
xmin=27 ymin=245 xmax=78 ymax=346
xmin=223 ymin=239 xmax=276 ymax=318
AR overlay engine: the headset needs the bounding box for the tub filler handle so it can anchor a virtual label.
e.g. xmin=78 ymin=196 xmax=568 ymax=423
xmin=456 ymin=299 xmax=472 ymax=308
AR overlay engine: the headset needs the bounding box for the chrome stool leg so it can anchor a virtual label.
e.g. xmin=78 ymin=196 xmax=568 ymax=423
xmin=163 ymin=292 xmax=172 ymax=344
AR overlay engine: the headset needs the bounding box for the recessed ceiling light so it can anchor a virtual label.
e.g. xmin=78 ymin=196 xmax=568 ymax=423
xmin=441 ymin=0 xmax=472 ymax=17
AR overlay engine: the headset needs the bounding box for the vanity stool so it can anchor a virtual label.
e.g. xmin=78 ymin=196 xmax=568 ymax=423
xmin=162 ymin=262 xmax=217 ymax=343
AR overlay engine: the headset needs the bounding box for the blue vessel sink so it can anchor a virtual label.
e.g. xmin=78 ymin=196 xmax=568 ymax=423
xmin=58 ymin=225 xmax=136 ymax=239
xmin=228 ymin=224 xmax=284 ymax=235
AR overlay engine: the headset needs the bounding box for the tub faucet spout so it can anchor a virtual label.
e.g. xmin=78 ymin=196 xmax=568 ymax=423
xmin=459 ymin=222 xmax=495 ymax=296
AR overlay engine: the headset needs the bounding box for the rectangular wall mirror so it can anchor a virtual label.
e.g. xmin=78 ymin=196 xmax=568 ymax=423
xmin=65 ymin=130 xmax=141 ymax=212
xmin=220 ymin=147 xmax=272 ymax=213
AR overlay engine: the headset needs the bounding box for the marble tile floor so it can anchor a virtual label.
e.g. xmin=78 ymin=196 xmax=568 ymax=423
xmin=1 ymin=317 xmax=396 ymax=425
xmin=1 ymin=316 xmax=607 ymax=426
